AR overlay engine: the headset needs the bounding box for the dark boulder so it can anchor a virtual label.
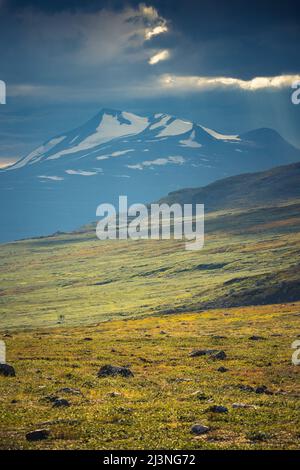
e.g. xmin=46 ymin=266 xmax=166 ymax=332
xmin=217 ymin=366 xmax=228 ymax=373
xmin=26 ymin=429 xmax=50 ymax=441
xmin=211 ymin=351 xmax=227 ymax=360
xmin=97 ymin=364 xmax=134 ymax=378
xmin=191 ymin=424 xmax=210 ymax=435
xmin=190 ymin=349 xmax=218 ymax=357
xmin=0 ymin=363 xmax=15 ymax=377
xmin=52 ymin=398 xmax=70 ymax=408
xmin=190 ymin=349 xmax=226 ymax=360
xmin=255 ymin=385 xmax=273 ymax=395
xmin=207 ymin=405 xmax=228 ymax=413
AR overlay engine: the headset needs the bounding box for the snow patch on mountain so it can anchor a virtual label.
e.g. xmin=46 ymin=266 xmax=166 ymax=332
xmin=96 ymin=149 xmax=134 ymax=160
xmin=6 ymin=136 xmax=66 ymax=170
xmin=150 ymin=114 xmax=172 ymax=130
xmin=65 ymin=169 xmax=99 ymax=176
xmin=47 ymin=112 xmax=149 ymax=160
xmin=157 ymin=119 xmax=193 ymax=137
xmin=127 ymin=156 xmax=185 ymax=170
xmin=38 ymin=175 xmax=64 ymax=181
xmin=200 ymin=125 xmax=240 ymax=141
xmin=179 ymin=130 xmax=202 ymax=148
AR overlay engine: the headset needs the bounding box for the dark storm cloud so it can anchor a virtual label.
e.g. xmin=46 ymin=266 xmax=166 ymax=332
xmin=3 ymin=0 xmax=300 ymax=77
xmin=1 ymin=0 xmax=299 ymax=83
xmin=0 ymin=1 xmax=171 ymax=96
xmin=0 ymin=0 xmax=299 ymax=165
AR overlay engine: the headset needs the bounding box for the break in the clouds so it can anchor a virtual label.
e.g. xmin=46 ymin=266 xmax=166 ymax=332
xmin=149 ymin=50 xmax=170 ymax=65
xmin=160 ymin=74 xmax=300 ymax=91
xmin=141 ymin=4 xmax=168 ymax=39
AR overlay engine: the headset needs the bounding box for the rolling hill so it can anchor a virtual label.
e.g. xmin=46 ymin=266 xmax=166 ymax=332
xmin=158 ymin=161 xmax=300 ymax=211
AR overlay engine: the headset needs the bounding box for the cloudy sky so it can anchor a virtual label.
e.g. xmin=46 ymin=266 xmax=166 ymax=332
xmin=0 ymin=0 xmax=299 ymax=167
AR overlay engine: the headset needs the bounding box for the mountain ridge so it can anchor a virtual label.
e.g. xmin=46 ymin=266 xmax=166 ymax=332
xmin=1 ymin=108 xmax=300 ymax=242
xmin=158 ymin=161 xmax=300 ymax=211
xmin=3 ymin=108 xmax=299 ymax=172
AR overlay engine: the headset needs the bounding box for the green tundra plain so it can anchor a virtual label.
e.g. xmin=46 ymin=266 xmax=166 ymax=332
xmin=0 ymin=199 xmax=300 ymax=449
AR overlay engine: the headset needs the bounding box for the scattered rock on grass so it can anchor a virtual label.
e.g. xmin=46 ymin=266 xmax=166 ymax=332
xmin=41 ymin=395 xmax=59 ymax=404
xmin=41 ymin=395 xmax=70 ymax=408
xmin=190 ymin=349 xmax=218 ymax=357
xmin=52 ymin=398 xmax=70 ymax=408
xmin=211 ymin=351 xmax=227 ymax=360
xmin=249 ymin=335 xmax=265 ymax=341
xmin=238 ymin=384 xmax=255 ymax=393
xmin=255 ymin=385 xmax=273 ymax=395
xmin=0 ymin=363 xmax=15 ymax=377
xmin=97 ymin=364 xmax=134 ymax=378
xmin=237 ymin=384 xmax=273 ymax=395
xmin=191 ymin=424 xmax=210 ymax=435
xmin=207 ymin=405 xmax=228 ymax=413
xmin=191 ymin=391 xmax=210 ymax=401
xmin=217 ymin=366 xmax=228 ymax=373
xmin=26 ymin=429 xmax=50 ymax=441
xmin=190 ymin=349 xmax=226 ymax=359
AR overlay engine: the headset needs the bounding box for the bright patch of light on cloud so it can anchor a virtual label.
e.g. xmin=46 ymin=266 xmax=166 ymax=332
xmin=160 ymin=74 xmax=300 ymax=90
xmin=139 ymin=4 xmax=159 ymax=19
xmin=141 ymin=3 xmax=168 ymax=40
xmin=145 ymin=24 xmax=168 ymax=40
xmin=149 ymin=50 xmax=170 ymax=65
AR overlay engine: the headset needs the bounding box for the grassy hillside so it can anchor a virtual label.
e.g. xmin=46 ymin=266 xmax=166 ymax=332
xmin=1 ymin=199 xmax=300 ymax=330
xmin=0 ymin=177 xmax=300 ymax=450
xmin=1 ymin=303 xmax=300 ymax=450
xmin=159 ymin=162 xmax=300 ymax=211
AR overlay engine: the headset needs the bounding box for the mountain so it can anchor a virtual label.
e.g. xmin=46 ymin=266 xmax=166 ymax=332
xmin=1 ymin=108 xmax=300 ymax=242
xmin=158 ymin=161 xmax=300 ymax=211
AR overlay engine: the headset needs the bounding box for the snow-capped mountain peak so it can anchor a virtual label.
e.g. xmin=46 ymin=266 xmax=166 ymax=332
xmin=1 ymin=107 xmax=300 ymax=242
xmin=3 ymin=109 xmax=299 ymax=175
xmin=47 ymin=109 xmax=150 ymax=161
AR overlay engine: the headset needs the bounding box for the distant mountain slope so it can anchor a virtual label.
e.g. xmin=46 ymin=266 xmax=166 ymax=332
xmin=158 ymin=161 xmax=300 ymax=211
xmin=1 ymin=108 xmax=300 ymax=241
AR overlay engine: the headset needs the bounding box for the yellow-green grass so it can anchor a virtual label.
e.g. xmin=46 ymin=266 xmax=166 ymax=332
xmin=1 ymin=200 xmax=300 ymax=330
xmin=0 ymin=200 xmax=300 ymax=449
xmin=0 ymin=303 xmax=300 ymax=449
